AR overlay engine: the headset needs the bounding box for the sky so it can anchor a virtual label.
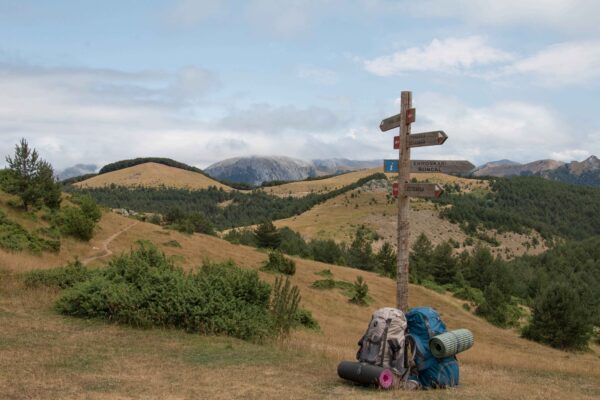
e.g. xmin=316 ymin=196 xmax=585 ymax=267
xmin=1 ymin=0 xmax=600 ymax=172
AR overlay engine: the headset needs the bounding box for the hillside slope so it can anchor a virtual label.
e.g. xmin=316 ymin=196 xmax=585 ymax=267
xmin=0 ymin=206 xmax=598 ymax=399
xmin=74 ymin=162 xmax=232 ymax=191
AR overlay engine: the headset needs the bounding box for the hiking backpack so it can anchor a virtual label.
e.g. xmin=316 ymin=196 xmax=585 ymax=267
xmin=406 ymin=307 xmax=459 ymax=389
xmin=356 ymin=307 xmax=415 ymax=381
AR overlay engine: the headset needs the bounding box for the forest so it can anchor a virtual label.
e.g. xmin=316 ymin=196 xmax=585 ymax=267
xmin=435 ymin=176 xmax=600 ymax=240
xmin=67 ymin=173 xmax=387 ymax=230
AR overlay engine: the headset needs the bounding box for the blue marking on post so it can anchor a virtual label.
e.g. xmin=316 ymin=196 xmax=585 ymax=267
xmin=383 ymin=159 xmax=399 ymax=173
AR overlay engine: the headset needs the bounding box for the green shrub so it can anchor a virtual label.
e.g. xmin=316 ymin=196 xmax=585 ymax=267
xmin=223 ymin=228 xmax=257 ymax=246
xmin=294 ymin=308 xmax=320 ymax=331
xmin=311 ymin=278 xmax=336 ymax=289
xmin=262 ymin=250 xmax=296 ymax=275
xmin=57 ymin=206 xmax=95 ymax=241
xmin=269 ymin=276 xmax=301 ymax=338
xmin=72 ymin=194 xmax=102 ymax=222
xmin=522 ymin=282 xmax=593 ymax=350
xmin=54 ymin=243 xmax=275 ymax=341
xmin=24 ymin=259 xmax=96 ymax=289
xmin=453 ymin=286 xmax=485 ymax=305
xmin=315 ymin=269 xmax=333 ymax=278
xmin=350 ymin=276 xmax=369 ymax=306
xmin=476 ymin=283 xmax=521 ymax=328
xmin=421 ymin=279 xmax=447 ymax=294
xmin=0 ymin=210 xmax=60 ymax=253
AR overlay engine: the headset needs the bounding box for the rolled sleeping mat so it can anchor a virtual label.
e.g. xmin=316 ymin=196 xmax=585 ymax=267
xmin=429 ymin=329 xmax=474 ymax=358
xmin=337 ymin=361 xmax=395 ymax=389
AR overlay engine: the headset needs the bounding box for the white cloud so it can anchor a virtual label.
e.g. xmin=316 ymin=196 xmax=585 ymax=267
xmin=405 ymin=93 xmax=586 ymax=164
xmin=296 ymin=66 xmax=338 ymax=85
xmin=506 ymin=41 xmax=600 ymax=86
xmin=364 ymin=36 xmax=513 ymax=76
xmin=398 ymin=0 xmax=600 ymax=33
xmin=550 ymin=149 xmax=591 ymax=162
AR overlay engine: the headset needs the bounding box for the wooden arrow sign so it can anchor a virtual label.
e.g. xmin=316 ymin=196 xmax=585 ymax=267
xmin=405 ymin=183 xmax=444 ymax=198
xmin=384 ymin=159 xmax=475 ymax=174
xmin=408 ymin=131 xmax=448 ymax=148
xmin=391 ymin=182 xmax=444 ymax=198
xmin=411 ymin=160 xmax=475 ymax=174
xmin=394 ymin=131 xmax=448 ymax=149
xmin=380 ymin=108 xmax=416 ymax=132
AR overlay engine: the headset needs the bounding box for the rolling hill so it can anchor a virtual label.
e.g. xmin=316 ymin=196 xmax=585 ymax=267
xmin=73 ymin=162 xmax=232 ymax=191
xmin=0 ymin=191 xmax=598 ymax=399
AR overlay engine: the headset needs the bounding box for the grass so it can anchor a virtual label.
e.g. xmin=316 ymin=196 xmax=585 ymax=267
xmin=1 ymin=188 xmax=599 ymax=399
xmin=74 ymin=162 xmax=232 ymax=191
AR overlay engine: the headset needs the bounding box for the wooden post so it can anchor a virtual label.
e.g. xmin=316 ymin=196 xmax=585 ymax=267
xmin=396 ymin=91 xmax=412 ymax=312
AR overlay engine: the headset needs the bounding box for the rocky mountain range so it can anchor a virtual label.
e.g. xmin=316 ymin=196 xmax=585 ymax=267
xmin=58 ymin=163 xmax=98 ymax=180
xmin=473 ymin=156 xmax=600 ymax=186
xmin=204 ymin=156 xmax=379 ymax=185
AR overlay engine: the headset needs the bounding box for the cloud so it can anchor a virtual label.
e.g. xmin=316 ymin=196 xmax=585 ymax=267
xmin=505 ymin=41 xmax=600 ymax=86
xmin=550 ymin=149 xmax=591 ymax=162
xmin=398 ymin=0 xmax=600 ymax=33
xmin=217 ymin=103 xmax=341 ymax=133
xmin=296 ymin=66 xmax=338 ymax=85
xmin=406 ymin=93 xmax=584 ymax=164
xmin=166 ymin=0 xmax=225 ymax=27
xmin=364 ymin=36 xmax=513 ymax=76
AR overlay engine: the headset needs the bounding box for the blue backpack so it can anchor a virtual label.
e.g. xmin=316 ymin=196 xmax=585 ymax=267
xmin=406 ymin=307 xmax=459 ymax=389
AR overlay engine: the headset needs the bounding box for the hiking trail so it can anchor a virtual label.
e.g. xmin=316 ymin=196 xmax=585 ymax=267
xmin=82 ymin=221 xmax=138 ymax=265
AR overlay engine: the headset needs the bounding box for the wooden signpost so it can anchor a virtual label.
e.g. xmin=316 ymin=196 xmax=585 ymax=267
xmin=380 ymin=91 xmax=472 ymax=312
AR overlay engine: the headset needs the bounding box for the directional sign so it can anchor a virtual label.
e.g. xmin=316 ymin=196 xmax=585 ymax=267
xmin=380 ymin=108 xmax=416 ymax=132
xmin=383 ymin=159 xmax=475 ymax=174
xmin=410 ymin=160 xmax=475 ymax=174
xmin=405 ymin=183 xmax=444 ymax=198
xmin=408 ymin=131 xmax=448 ymax=148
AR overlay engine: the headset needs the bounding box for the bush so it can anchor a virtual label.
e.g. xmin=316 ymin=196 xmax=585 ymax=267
xmin=269 ymin=276 xmax=301 ymax=338
xmin=54 ymin=243 xmax=276 ymax=341
xmin=223 ymin=228 xmax=257 ymax=246
xmin=57 ymin=206 xmax=95 ymax=241
xmin=24 ymin=259 xmax=96 ymax=288
xmin=262 ymin=250 xmax=296 ymax=275
xmin=0 ymin=210 xmax=60 ymax=253
xmin=294 ymin=308 xmax=320 ymax=331
xmin=476 ymin=283 xmax=521 ymax=328
xmin=522 ymin=282 xmax=593 ymax=350
xmin=350 ymin=276 xmax=369 ymax=306
xmin=254 ymin=221 xmax=282 ymax=249
xmin=311 ymin=278 xmax=336 ymax=289
xmin=73 ymin=194 xmax=102 ymax=222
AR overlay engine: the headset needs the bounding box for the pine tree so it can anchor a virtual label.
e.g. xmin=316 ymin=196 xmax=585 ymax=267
xmin=347 ymin=226 xmax=375 ymax=270
xmin=410 ymin=233 xmax=433 ymax=282
xmin=523 ymin=282 xmax=593 ymax=350
xmin=376 ymin=242 xmax=397 ymax=278
xmin=431 ymin=241 xmax=457 ymax=285
xmin=4 ymin=138 xmax=61 ymax=209
xmin=254 ymin=220 xmax=282 ymax=248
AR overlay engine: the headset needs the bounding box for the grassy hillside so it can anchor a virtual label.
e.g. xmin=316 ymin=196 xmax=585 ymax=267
xmin=74 ymin=162 xmax=233 ymax=191
xmin=1 ymin=198 xmax=599 ymax=399
xmin=273 ymin=176 xmax=544 ymax=259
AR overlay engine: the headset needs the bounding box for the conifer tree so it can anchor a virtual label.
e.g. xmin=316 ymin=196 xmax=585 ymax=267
xmin=376 ymin=242 xmax=397 ymax=278
xmin=410 ymin=233 xmax=433 ymax=282
xmin=523 ymin=282 xmax=593 ymax=350
xmin=4 ymin=138 xmax=61 ymax=210
xmin=254 ymin=220 xmax=282 ymax=248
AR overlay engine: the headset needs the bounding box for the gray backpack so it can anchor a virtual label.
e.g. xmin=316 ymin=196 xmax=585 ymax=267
xmin=356 ymin=307 xmax=416 ymax=381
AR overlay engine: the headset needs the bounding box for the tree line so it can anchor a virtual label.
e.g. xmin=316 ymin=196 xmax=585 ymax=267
xmin=410 ymin=232 xmax=599 ymax=350
xmin=68 ymin=173 xmax=387 ymax=230
xmin=435 ymin=176 xmax=600 ymax=241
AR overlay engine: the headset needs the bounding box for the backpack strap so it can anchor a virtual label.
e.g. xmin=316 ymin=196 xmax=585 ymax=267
xmin=378 ymin=318 xmax=392 ymax=367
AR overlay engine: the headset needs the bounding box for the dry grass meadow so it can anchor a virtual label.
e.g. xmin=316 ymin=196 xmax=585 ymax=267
xmin=1 ymin=205 xmax=599 ymax=399
xmin=0 ymin=172 xmax=596 ymax=399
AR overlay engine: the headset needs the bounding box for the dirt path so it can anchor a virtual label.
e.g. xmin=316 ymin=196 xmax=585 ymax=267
xmin=82 ymin=221 xmax=138 ymax=265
